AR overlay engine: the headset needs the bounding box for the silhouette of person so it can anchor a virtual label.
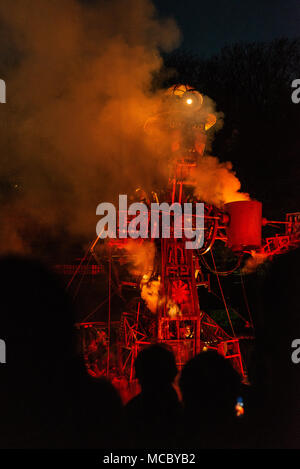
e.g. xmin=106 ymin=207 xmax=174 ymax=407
xmin=0 ymin=255 xmax=122 ymax=448
xmin=251 ymin=247 xmax=300 ymax=448
xmin=179 ymin=350 xmax=243 ymax=448
xmin=124 ymin=343 xmax=182 ymax=448
xmin=62 ymin=358 xmax=123 ymax=448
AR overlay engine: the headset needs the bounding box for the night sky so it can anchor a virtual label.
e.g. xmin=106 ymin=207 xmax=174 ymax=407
xmin=154 ymin=0 xmax=300 ymax=56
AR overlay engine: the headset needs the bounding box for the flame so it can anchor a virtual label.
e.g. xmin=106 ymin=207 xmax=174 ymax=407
xmin=166 ymin=298 xmax=181 ymax=318
xmin=139 ymin=274 xmax=182 ymax=318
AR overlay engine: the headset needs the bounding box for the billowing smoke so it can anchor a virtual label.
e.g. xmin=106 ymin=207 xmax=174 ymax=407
xmin=0 ymin=0 xmax=250 ymax=258
xmin=121 ymin=240 xmax=181 ymax=316
xmin=122 ymin=240 xmax=160 ymax=312
xmin=122 ymin=239 xmax=155 ymax=277
xmin=191 ymin=156 xmax=250 ymax=207
xmin=140 ymin=275 xmax=160 ymax=313
xmin=0 ymin=0 xmax=180 ymax=254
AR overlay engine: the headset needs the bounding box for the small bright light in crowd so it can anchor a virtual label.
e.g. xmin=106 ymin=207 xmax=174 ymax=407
xmin=235 ymin=397 xmax=244 ymax=417
xmin=186 ymin=98 xmax=193 ymax=105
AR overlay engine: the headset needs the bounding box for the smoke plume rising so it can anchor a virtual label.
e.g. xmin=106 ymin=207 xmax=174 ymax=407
xmin=0 ymin=0 xmax=180 ymax=254
xmin=140 ymin=275 xmax=160 ymax=313
xmin=0 ymin=0 xmax=250 ymax=258
xmin=123 ymin=239 xmax=155 ymax=277
xmin=191 ymin=156 xmax=250 ymax=207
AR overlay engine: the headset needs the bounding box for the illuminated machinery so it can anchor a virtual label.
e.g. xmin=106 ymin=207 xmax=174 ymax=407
xmin=69 ymin=84 xmax=300 ymax=385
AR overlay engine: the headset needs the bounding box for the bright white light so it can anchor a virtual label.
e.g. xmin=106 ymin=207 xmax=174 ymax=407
xmin=186 ymin=98 xmax=193 ymax=105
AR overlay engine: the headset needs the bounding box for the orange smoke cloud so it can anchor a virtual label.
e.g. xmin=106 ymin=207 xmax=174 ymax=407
xmin=122 ymin=239 xmax=160 ymax=313
xmin=0 ymin=0 xmax=180 ymax=255
xmin=123 ymin=240 xmax=155 ymax=278
xmin=191 ymin=156 xmax=250 ymax=206
xmin=140 ymin=274 xmax=161 ymax=313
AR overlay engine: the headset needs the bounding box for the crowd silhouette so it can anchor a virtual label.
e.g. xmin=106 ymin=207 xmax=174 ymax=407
xmin=0 ymin=251 xmax=299 ymax=448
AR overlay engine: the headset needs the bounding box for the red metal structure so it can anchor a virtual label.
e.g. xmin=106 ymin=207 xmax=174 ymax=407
xmin=66 ymin=85 xmax=300 ymax=391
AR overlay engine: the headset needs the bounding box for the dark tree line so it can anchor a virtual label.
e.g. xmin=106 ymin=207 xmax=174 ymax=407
xmin=157 ymin=38 xmax=300 ymax=219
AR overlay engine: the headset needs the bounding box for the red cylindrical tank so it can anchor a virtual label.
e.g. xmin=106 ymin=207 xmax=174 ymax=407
xmin=225 ymin=201 xmax=262 ymax=252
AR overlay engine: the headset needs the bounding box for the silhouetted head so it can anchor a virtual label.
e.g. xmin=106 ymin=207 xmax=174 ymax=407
xmin=134 ymin=344 xmax=177 ymax=389
xmin=255 ymin=247 xmax=300 ymax=447
xmin=179 ymin=351 xmax=241 ymax=422
xmin=66 ymin=370 xmax=123 ymax=448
